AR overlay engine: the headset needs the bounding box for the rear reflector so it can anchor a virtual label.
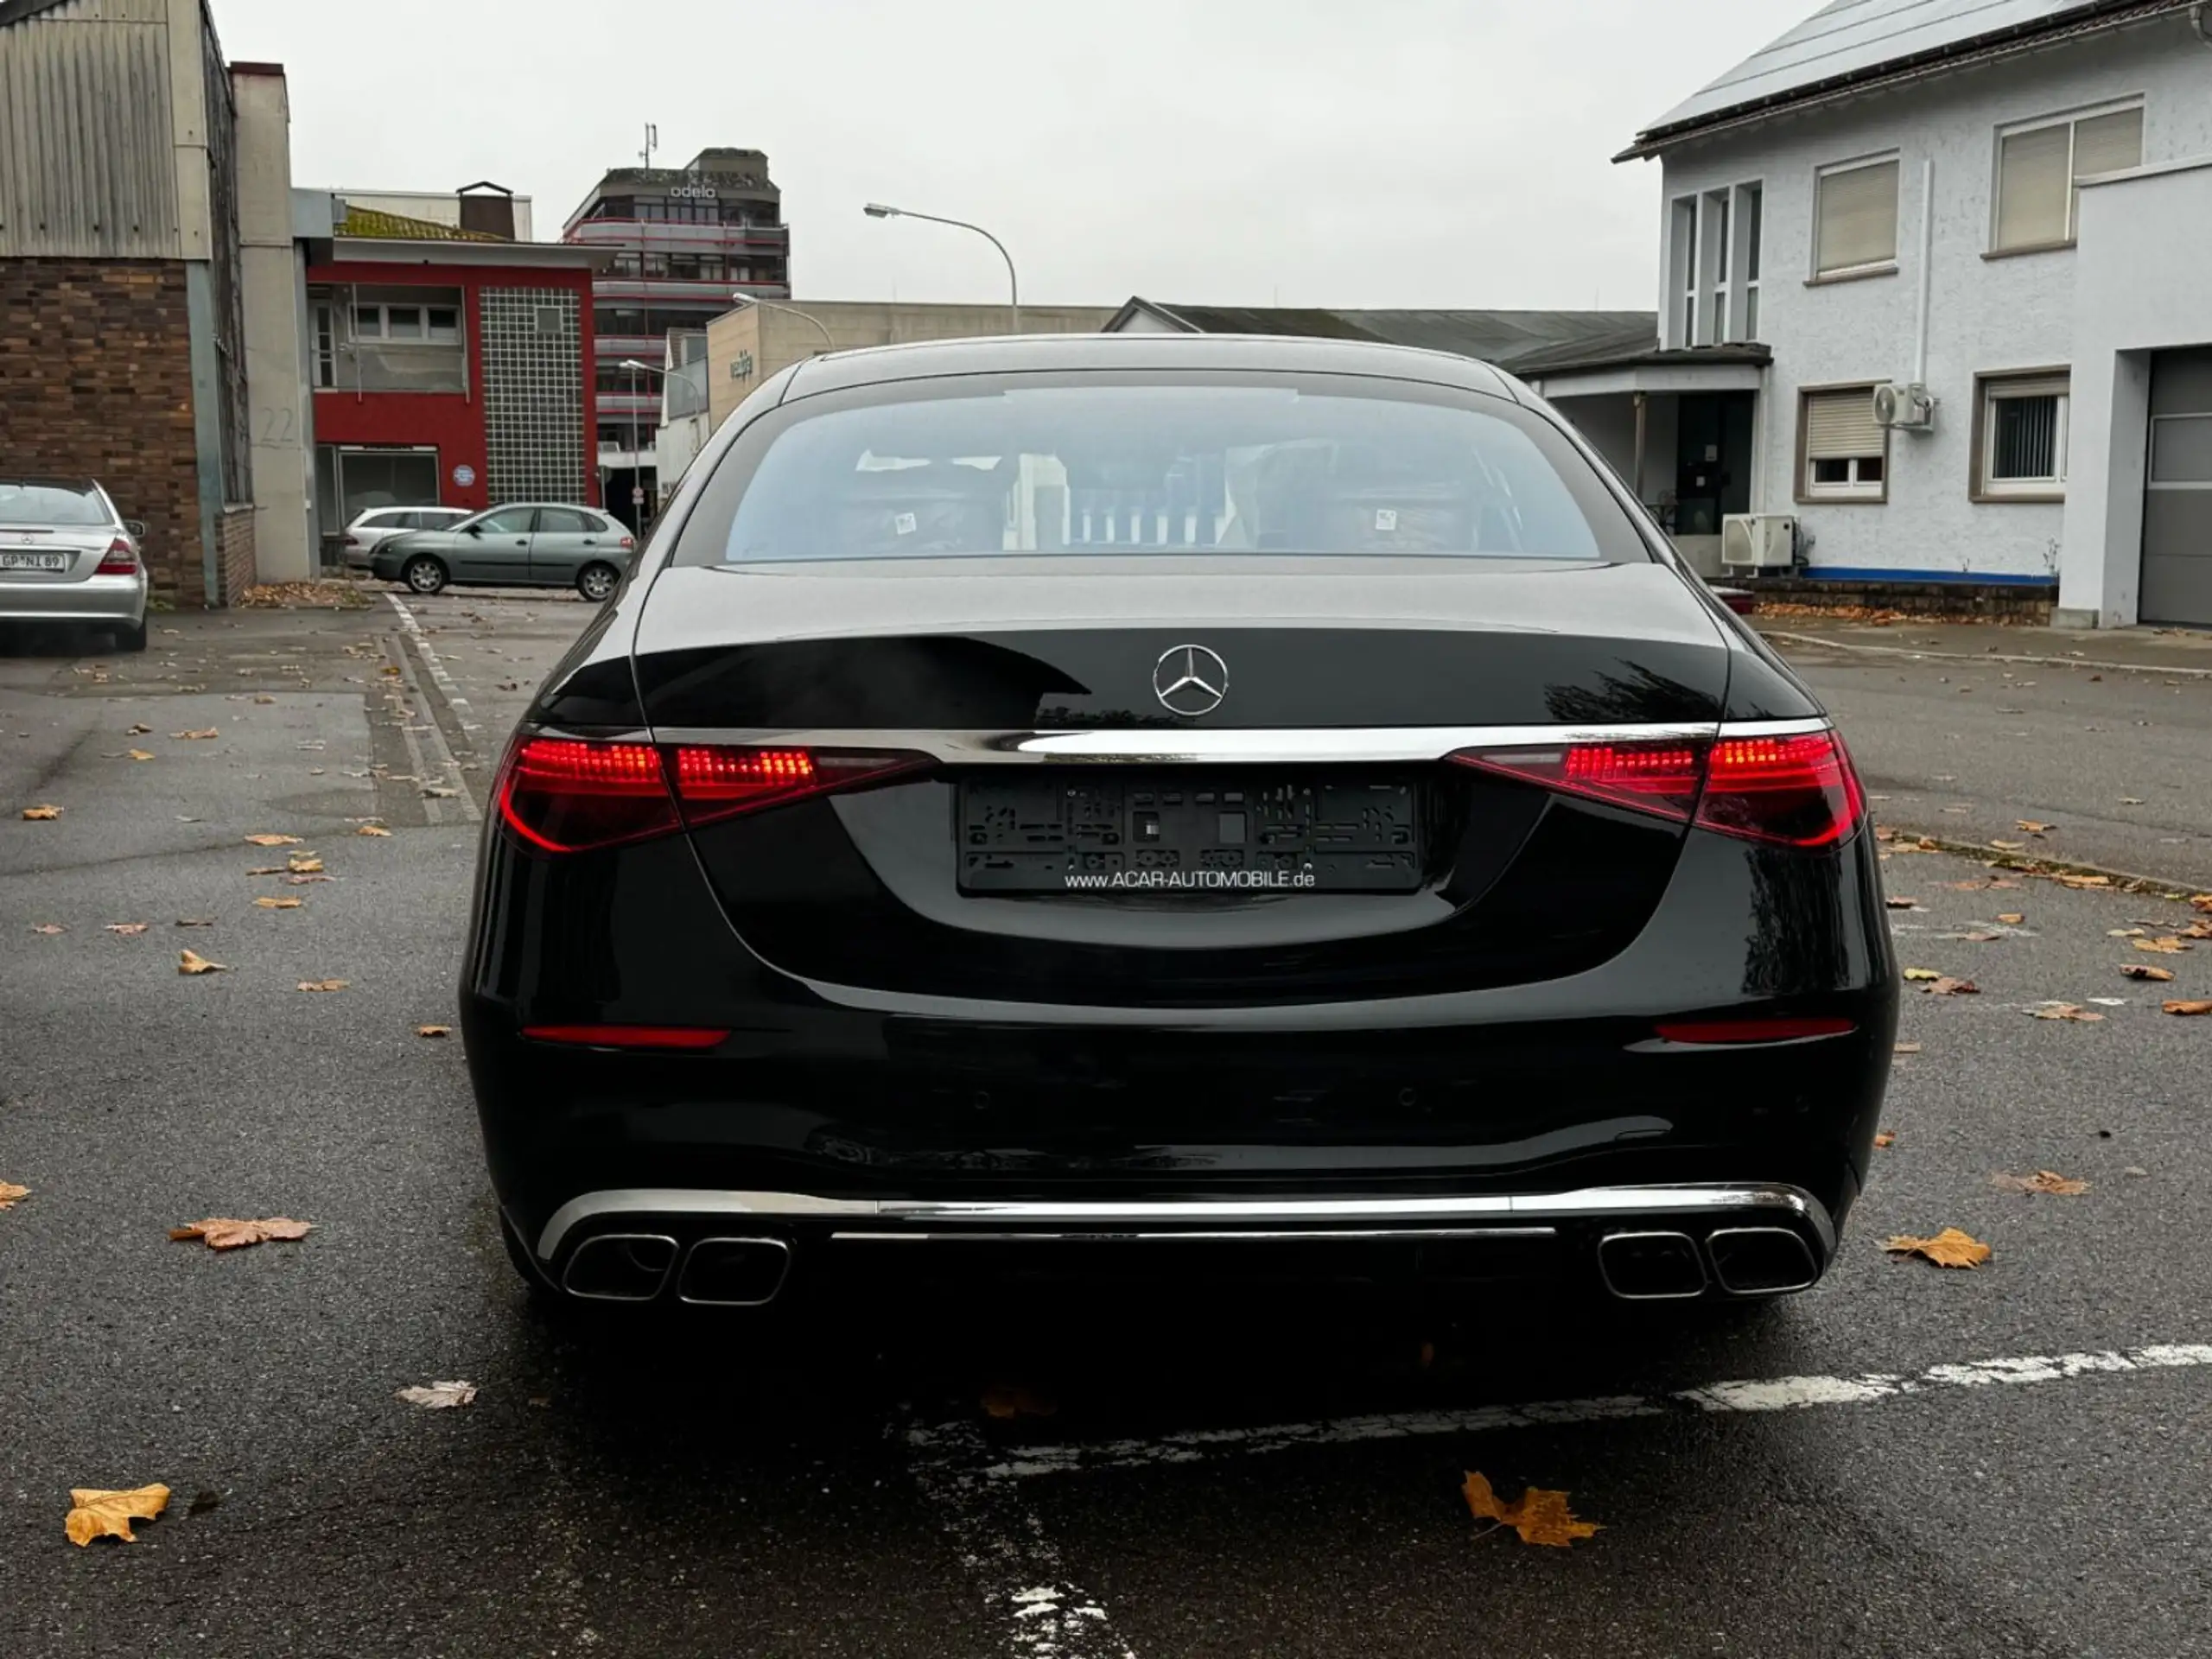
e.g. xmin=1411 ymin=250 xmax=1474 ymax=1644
xmin=496 ymin=736 xmax=926 ymax=854
xmin=523 ymin=1024 xmax=728 ymax=1050
xmin=1451 ymin=727 xmax=1865 ymax=849
xmin=95 ymin=537 xmax=139 ymax=575
xmin=1653 ymin=1016 xmax=1856 ymax=1046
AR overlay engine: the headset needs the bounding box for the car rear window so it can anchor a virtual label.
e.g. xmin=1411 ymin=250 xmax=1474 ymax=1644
xmin=0 ymin=478 xmax=107 ymax=526
xmin=674 ymin=373 xmax=1648 ymax=567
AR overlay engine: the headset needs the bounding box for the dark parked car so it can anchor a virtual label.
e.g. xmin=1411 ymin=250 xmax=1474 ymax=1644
xmin=461 ymin=334 xmax=1895 ymax=1316
xmin=372 ymin=504 xmax=635 ymax=599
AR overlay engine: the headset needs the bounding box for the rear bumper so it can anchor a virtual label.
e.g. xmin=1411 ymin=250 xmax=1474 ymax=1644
xmin=513 ymin=1180 xmax=1840 ymax=1306
xmin=0 ymin=573 xmax=145 ymax=626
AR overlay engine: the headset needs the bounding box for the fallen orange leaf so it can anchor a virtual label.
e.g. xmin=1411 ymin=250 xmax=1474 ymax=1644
xmin=296 ymin=979 xmax=347 ymax=993
xmin=127 ymin=722 xmax=152 ymax=735
xmin=30 ymin=922 xmax=65 ymax=935
xmin=2133 ymin=937 xmax=2191 ymax=955
xmin=1993 ymin=1170 xmax=2088 ymax=1195
xmin=177 ymin=950 xmax=226 ymax=976
xmin=2121 ymin=964 xmax=2175 ymax=982
xmin=244 ymin=833 xmax=302 ymax=848
xmin=21 ymin=804 xmax=61 ymax=820
xmin=65 ymin=1484 xmax=169 ymax=1547
xmin=2164 ymin=1000 xmax=2212 ymax=1017
xmin=1903 ymin=968 xmax=1941 ymax=982
xmin=356 ymin=823 xmax=392 ymax=837
xmin=104 ymin=923 xmax=149 ymax=937
xmin=982 ymin=1382 xmax=1058 ymax=1421
xmin=1893 ymin=1041 xmax=1922 ymax=1054
xmin=126 ymin=749 xmax=154 ymax=762
xmin=2192 ymin=895 xmax=2212 ymax=914
xmin=2030 ymin=1003 xmax=2103 ymax=1022
xmin=1997 ymin=913 xmax=2025 ymax=925
xmin=253 ymin=896 xmax=302 ymax=910
xmin=287 ymin=854 xmax=324 ymax=874
xmin=1884 ymin=1228 xmax=1992 ymax=1268
xmin=1462 ymin=1471 xmax=1601 ymax=1547
xmin=396 ymin=1381 xmax=478 ymax=1409
xmin=168 ymin=1217 xmax=313 ymax=1250
xmin=170 ymin=728 xmax=219 ymax=741
xmin=1923 ymin=976 xmax=1979 ymax=996
xmin=0 ymin=1180 xmax=29 ymax=1209
xmin=1873 ymin=1131 xmax=1896 ymax=1148
xmin=2016 ymin=821 xmax=2053 ymax=836
xmin=1884 ymin=896 xmax=1918 ymax=909
xmin=416 ymin=1025 xmax=452 ymax=1039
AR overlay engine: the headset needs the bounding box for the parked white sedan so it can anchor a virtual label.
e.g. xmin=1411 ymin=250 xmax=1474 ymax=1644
xmin=340 ymin=505 xmax=472 ymax=570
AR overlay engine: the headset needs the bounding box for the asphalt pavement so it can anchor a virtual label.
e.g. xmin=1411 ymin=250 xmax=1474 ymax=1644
xmin=4 ymin=592 xmax=2211 ymax=1658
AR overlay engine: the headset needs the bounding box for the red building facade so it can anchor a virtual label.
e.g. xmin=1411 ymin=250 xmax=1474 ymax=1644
xmin=305 ymin=219 xmax=607 ymax=540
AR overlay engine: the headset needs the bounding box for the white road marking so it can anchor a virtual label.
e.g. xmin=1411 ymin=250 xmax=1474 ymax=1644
xmin=382 ymin=595 xmax=481 ymax=821
xmin=905 ymin=1414 xmax=1134 ymax=1658
xmin=962 ymin=1343 xmax=2212 ymax=1482
xmin=386 ymin=593 xmax=486 ymax=734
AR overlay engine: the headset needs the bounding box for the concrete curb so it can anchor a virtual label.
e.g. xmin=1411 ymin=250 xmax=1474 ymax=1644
xmin=1766 ymin=629 xmax=2212 ymax=680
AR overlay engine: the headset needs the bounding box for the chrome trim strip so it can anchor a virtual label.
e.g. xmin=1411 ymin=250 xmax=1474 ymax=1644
xmin=641 ymin=718 xmax=1828 ymax=766
xmin=537 ymin=1180 xmax=1834 ymax=1259
xmin=828 ymin=1226 xmax=1558 ymax=1244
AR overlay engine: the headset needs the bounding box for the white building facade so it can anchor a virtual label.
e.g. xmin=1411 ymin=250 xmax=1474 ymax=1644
xmin=1616 ymin=0 xmax=2212 ymax=626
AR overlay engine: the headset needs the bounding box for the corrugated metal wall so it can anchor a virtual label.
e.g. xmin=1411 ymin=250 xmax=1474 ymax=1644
xmin=0 ymin=0 xmax=179 ymax=259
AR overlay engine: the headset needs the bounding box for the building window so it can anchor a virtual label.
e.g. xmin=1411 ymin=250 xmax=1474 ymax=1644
xmin=1669 ymin=181 xmax=1763 ymax=348
xmin=1672 ymin=196 xmax=1697 ymax=346
xmin=1993 ymin=104 xmax=2144 ymax=252
xmin=1800 ymin=386 xmax=1888 ymax=501
xmin=1814 ymin=156 xmax=1900 ymax=278
xmin=1975 ymin=372 xmax=2069 ymax=498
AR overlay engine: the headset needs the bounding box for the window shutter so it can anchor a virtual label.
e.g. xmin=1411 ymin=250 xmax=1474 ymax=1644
xmin=1997 ymin=124 xmax=2072 ymax=249
xmin=1805 ymin=390 xmax=1884 ymax=460
xmin=2073 ymin=107 xmax=2143 ymax=181
xmin=1815 ymin=161 xmax=1899 ymax=274
xmin=1989 ymin=372 xmax=2071 ymax=403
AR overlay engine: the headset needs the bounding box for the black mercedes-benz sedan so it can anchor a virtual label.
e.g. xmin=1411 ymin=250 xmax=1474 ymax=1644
xmin=460 ymin=333 xmax=1895 ymax=1314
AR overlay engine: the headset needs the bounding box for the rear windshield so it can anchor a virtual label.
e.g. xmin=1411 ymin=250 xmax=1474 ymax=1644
xmin=0 ymin=479 xmax=107 ymax=526
xmin=674 ymin=374 xmax=1649 ymax=566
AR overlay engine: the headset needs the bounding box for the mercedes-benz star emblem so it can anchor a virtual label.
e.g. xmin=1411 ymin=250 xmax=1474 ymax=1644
xmin=1153 ymin=644 xmax=1229 ymax=717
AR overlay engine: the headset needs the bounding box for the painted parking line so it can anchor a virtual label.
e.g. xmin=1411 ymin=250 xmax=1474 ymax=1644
xmin=950 ymin=1342 xmax=2212 ymax=1482
xmin=906 ymin=1414 xmax=1135 ymax=1659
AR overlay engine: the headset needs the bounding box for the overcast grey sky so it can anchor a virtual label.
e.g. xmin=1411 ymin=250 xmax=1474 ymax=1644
xmin=220 ymin=0 xmax=1808 ymax=312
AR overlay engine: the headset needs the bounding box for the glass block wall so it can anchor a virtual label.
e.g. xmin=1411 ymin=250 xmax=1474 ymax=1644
xmin=480 ymin=288 xmax=585 ymax=505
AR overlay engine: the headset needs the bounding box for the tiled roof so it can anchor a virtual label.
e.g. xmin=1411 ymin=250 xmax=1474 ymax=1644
xmin=337 ymin=205 xmax=502 ymax=242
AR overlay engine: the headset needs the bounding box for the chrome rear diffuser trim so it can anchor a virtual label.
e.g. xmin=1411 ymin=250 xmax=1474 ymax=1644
xmin=537 ymin=1180 xmax=1834 ymax=1261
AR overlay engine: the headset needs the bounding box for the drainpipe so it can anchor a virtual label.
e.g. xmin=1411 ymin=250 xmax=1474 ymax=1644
xmin=1632 ymin=390 xmax=1649 ymax=504
xmin=1911 ymin=158 xmax=1935 ymax=388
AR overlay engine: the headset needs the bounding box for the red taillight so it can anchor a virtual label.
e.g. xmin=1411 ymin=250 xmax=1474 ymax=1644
xmin=523 ymin=1024 xmax=728 ymax=1050
xmin=343 ymin=533 xmax=361 ymax=547
xmin=1697 ymin=730 xmax=1866 ymax=849
xmin=1451 ymin=727 xmax=1865 ymax=849
xmin=1452 ymin=741 xmax=1702 ymax=822
xmin=1653 ymin=1016 xmax=1856 ymax=1046
xmin=619 ymin=535 xmax=635 ymax=550
xmin=96 ymin=537 xmax=139 ymax=575
xmin=495 ymin=736 xmax=925 ymax=854
xmin=498 ymin=739 xmax=676 ymax=854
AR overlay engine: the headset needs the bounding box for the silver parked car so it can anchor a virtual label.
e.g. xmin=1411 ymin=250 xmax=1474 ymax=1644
xmin=340 ymin=505 xmax=472 ymax=569
xmin=369 ymin=504 xmax=637 ymax=601
xmin=0 ymin=476 xmax=149 ymax=651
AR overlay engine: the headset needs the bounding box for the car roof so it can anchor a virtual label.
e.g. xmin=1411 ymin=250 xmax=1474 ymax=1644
xmin=779 ymin=331 xmax=1522 ymax=404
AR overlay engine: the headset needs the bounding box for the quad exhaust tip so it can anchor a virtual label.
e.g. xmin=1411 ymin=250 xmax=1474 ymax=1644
xmin=1595 ymin=1230 xmax=1706 ymax=1300
xmin=677 ymin=1236 xmax=793 ymax=1306
xmin=1706 ymin=1226 xmax=1821 ymax=1295
xmin=561 ymin=1232 xmax=678 ymax=1301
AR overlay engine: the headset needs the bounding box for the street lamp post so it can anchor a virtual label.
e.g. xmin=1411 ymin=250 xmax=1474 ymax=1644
xmin=862 ymin=203 xmax=1020 ymax=334
xmin=727 ymin=293 xmax=836 ymax=353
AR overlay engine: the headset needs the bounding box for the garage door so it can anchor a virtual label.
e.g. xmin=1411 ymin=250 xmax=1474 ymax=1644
xmin=2141 ymin=347 xmax=2212 ymax=626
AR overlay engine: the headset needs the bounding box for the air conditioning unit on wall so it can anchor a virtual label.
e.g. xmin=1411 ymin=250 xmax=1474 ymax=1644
xmin=1873 ymin=382 xmax=1936 ymax=430
xmin=1721 ymin=513 xmax=1798 ymax=571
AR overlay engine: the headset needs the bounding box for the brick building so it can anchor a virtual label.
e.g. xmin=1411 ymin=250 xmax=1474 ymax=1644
xmin=0 ymin=0 xmax=302 ymax=605
xmin=302 ymin=199 xmax=609 ymax=550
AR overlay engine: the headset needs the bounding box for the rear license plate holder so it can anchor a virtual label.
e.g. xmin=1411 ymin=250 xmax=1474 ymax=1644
xmin=0 ymin=550 xmax=68 ymax=572
xmin=957 ymin=773 xmax=1423 ymax=894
